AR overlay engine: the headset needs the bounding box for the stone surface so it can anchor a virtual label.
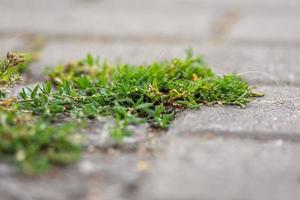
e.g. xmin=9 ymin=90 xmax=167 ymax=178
xmin=139 ymin=136 xmax=300 ymax=200
xmin=168 ymin=85 xmax=300 ymax=140
xmin=1 ymin=0 xmax=299 ymax=16
xmin=203 ymin=45 xmax=300 ymax=85
xmin=0 ymin=37 xmax=29 ymax=56
xmin=229 ymin=15 xmax=300 ymax=43
xmin=31 ymin=41 xmax=300 ymax=85
xmin=0 ymin=0 xmax=214 ymax=40
xmin=29 ymin=41 xmax=190 ymax=78
xmin=0 ymin=151 xmax=148 ymax=200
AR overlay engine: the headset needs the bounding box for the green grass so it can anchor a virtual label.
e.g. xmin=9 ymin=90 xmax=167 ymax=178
xmin=0 ymin=106 xmax=82 ymax=175
xmin=0 ymin=52 xmax=34 ymax=99
xmin=24 ymin=50 xmax=262 ymax=140
xmin=0 ymin=52 xmax=82 ymax=175
xmin=0 ymin=50 xmax=263 ymax=174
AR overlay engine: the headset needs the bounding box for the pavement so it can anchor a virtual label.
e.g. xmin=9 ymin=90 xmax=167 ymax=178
xmin=1 ymin=0 xmax=300 ymax=199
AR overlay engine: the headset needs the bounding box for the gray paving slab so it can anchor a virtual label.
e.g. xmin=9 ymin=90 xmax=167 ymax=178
xmin=203 ymin=45 xmax=300 ymax=85
xmin=0 ymin=151 xmax=145 ymax=200
xmin=1 ymin=0 xmax=299 ymax=42
xmin=0 ymin=0 xmax=214 ymax=40
xmin=229 ymin=15 xmax=300 ymax=43
xmin=168 ymin=85 xmax=300 ymax=140
xmin=3 ymin=0 xmax=298 ymax=42
xmin=138 ymin=136 xmax=300 ymax=200
xmin=1 ymin=0 xmax=299 ymax=15
xmin=0 ymin=37 xmax=29 ymax=56
xmin=28 ymin=41 xmax=191 ymax=79
xmin=30 ymin=41 xmax=300 ymax=85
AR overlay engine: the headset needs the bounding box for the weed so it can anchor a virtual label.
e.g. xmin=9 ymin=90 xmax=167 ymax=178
xmin=0 ymin=105 xmax=82 ymax=175
xmin=0 ymin=52 xmax=33 ymax=99
xmin=0 ymin=52 xmax=81 ymax=174
xmin=0 ymin=50 xmax=263 ymax=174
xmin=25 ymin=51 xmax=261 ymax=140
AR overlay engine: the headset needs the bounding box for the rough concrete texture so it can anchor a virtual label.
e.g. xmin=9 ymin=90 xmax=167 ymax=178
xmin=168 ymin=86 xmax=300 ymax=140
xmin=0 ymin=37 xmax=29 ymax=56
xmin=0 ymin=0 xmax=214 ymax=39
xmin=203 ymin=45 xmax=300 ymax=85
xmin=229 ymin=16 xmax=300 ymax=43
xmin=139 ymin=136 xmax=300 ymax=200
xmin=30 ymin=41 xmax=300 ymax=84
xmin=0 ymin=151 xmax=147 ymax=200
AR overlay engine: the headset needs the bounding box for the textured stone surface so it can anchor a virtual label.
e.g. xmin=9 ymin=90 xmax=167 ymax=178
xmin=1 ymin=0 xmax=299 ymax=16
xmin=28 ymin=41 xmax=190 ymax=78
xmin=139 ymin=137 xmax=300 ymax=200
xmin=0 ymin=0 xmax=214 ymax=39
xmin=168 ymin=86 xmax=300 ymax=140
xmin=0 ymin=151 xmax=148 ymax=200
xmin=229 ymin=16 xmax=300 ymax=43
xmin=31 ymin=41 xmax=300 ymax=85
xmin=203 ymin=45 xmax=300 ymax=85
xmin=0 ymin=37 xmax=28 ymax=56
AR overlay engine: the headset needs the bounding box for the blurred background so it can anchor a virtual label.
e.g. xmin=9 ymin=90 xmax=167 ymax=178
xmin=1 ymin=1 xmax=300 ymax=199
xmin=1 ymin=0 xmax=300 ymax=84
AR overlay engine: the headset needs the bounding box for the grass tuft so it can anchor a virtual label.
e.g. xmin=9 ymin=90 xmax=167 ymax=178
xmin=0 ymin=50 xmax=263 ymax=174
xmin=26 ymin=51 xmax=261 ymax=140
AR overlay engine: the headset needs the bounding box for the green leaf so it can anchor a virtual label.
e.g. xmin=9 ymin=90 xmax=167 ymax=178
xmin=64 ymin=81 xmax=72 ymax=95
xmin=86 ymin=53 xmax=94 ymax=66
xmin=19 ymin=88 xmax=27 ymax=100
xmin=31 ymin=85 xmax=39 ymax=99
xmin=45 ymin=81 xmax=52 ymax=94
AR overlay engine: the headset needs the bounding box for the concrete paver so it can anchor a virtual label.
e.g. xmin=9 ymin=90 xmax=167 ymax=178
xmin=138 ymin=136 xmax=300 ymax=200
xmin=168 ymin=85 xmax=300 ymax=140
xmin=29 ymin=41 xmax=300 ymax=85
xmin=0 ymin=151 xmax=147 ymax=200
xmin=229 ymin=16 xmax=300 ymax=43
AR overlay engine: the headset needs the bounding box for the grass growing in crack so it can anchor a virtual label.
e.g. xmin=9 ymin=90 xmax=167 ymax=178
xmin=0 ymin=52 xmax=82 ymax=175
xmin=24 ymin=50 xmax=262 ymax=141
xmin=0 ymin=50 xmax=262 ymax=174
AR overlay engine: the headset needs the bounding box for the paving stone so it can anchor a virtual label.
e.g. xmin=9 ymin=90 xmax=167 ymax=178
xmin=168 ymin=85 xmax=300 ymax=140
xmin=139 ymin=136 xmax=300 ymax=200
xmin=0 ymin=151 xmax=146 ymax=200
xmin=0 ymin=172 xmax=87 ymax=200
xmin=0 ymin=37 xmax=29 ymax=56
xmin=187 ymin=0 xmax=300 ymax=16
xmin=1 ymin=0 xmax=299 ymax=16
xmin=229 ymin=15 xmax=300 ymax=43
xmin=1 ymin=0 xmax=299 ymax=42
xmin=203 ymin=45 xmax=300 ymax=85
xmin=31 ymin=41 xmax=300 ymax=85
xmin=0 ymin=0 xmax=214 ymax=40
xmin=29 ymin=41 xmax=191 ymax=79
